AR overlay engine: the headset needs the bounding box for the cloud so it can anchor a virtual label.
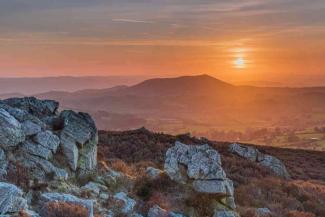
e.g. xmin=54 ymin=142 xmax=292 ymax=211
xmin=112 ymin=19 xmax=154 ymax=24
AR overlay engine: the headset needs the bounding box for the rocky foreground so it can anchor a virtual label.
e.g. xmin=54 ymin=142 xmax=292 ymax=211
xmin=0 ymin=97 xmax=323 ymax=217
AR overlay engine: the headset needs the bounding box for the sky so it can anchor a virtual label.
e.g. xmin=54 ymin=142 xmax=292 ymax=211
xmin=0 ymin=0 xmax=324 ymax=85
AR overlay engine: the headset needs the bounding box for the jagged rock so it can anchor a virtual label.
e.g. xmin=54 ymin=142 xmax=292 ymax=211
xmin=255 ymin=208 xmax=272 ymax=217
xmin=59 ymin=110 xmax=97 ymax=172
xmin=0 ymin=182 xmax=28 ymax=214
xmin=24 ymin=210 xmax=41 ymax=217
xmin=0 ymin=108 xmax=25 ymax=148
xmin=165 ymin=142 xmax=226 ymax=184
xmin=20 ymin=140 xmax=53 ymax=160
xmin=2 ymin=97 xmax=58 ymax=117
xmin=192 ymin=179 xmax=234 ymax=195
xmin=113 ymin=192 xmax=136 ymax=215
xmin=258 ymin=154 xmax=290 ymax=179
xmin=0 ymin=104 xmax=47 ymax=130
xmin=18 ymin=154 xmax=68 ymax=180
xmin=147 ymin=205 xmax=168 ymax=217
xmin=148 ymin=205 xmax=185 ymax=217
xmin=82 ymin=182 xmax=108 ymax=195
xmin=213 ymin=211 xmax=238 ymax=217
xmin=40 ymin=192 xmax=94 ymax=217
xmin=60 ymin=134 xmax=79 ymax=171
xmin=22 ymin=120 xmax=42 ymax=136
xmin=0 ymin=148 xmax=7 ymax=177
xmin=33 ymin=131 xmax=60 ymax=153
xmin=146 ymin=167 xmax=163 ymax=179
xmin=229 ymin=143 xmax=290 ymax=179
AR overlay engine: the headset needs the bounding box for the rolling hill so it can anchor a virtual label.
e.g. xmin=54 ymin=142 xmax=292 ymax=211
xmin=33 ymin=74 xmax=325 ymax=136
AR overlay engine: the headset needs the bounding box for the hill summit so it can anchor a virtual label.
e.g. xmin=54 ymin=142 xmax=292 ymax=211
xmin=123 ymin=74 xmax=233 ymax=96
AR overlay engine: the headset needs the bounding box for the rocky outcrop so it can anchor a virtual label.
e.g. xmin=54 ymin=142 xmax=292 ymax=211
xmin=0 ymin=97 xmax=98 ymax=181
xmin=0 ymin=182 xmax=27 ymax=214
xmin=164 ymin=141 xmax=236 ymax=212
xmin=229 ymin=143 xmax=290 ymax=179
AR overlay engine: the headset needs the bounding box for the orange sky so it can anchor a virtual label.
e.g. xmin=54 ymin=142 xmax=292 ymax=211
xmin=0 ymin=0 xmax=324 ymax=86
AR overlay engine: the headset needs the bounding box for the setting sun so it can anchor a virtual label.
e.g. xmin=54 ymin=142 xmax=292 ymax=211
xmin=234 ymin=57 xmax=245 ymax=69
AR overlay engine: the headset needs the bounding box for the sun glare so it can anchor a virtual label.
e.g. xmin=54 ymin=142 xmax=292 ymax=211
xmin=234 ymin=57 xmax=245 ymax=69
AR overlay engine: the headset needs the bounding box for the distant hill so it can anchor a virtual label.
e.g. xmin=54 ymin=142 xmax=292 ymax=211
xmin=0 ymin=76 xmax=146 ymax=95
xmin=36 ymin=74 xmax=325 ymax=133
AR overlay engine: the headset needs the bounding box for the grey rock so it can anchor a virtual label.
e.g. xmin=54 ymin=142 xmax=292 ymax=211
xmin=169 ymin=213 xmax=186 ymax=217
xmin=2 ymin=97 xmax=58 ymax=117
xmin=60 ymin=133 xmax=79 ymax=171
xmin=258 ymin=154 xmax=290 ymax=179
xmin=0 ymin=182 xmax=28 ymax=214
xmin=193 ymin=179 xmax=236 ymax=209
xmin=229 ymin=143 xmax=259 ymax=161
xmin=20 ymin=154 xmax=68 ymax=180
xmin=82 ymin=182 xmax=108 ymax=195
xmin=33 ymin=131 xmax=60 ymax=153
xmin=0 ymin=104 xmax=46 ymax=130
xmin=20 ymin=140 xmax=53 ymax=160
xmin=99 ymin=193 xmax=110 ymax=201
xmin=0 ymin=149 xmax=7 ymax=177
xmin=148 ymin=205 xmax=167 ymax=217
xmin=165 ymin=142 xmax=237 ymax=212
xmin=192 ymin=179 xmax=234 ymax=196
xmin=229 ymin=143 xmax=290 ymax=179
xmin=40 ymin=192 xmax=94 ymax=217
xmin=59 ymin=110 xmax=97 ymax=172
xmin=148 ymin=205 xmax=184 ymax=217
xmin=0 ymin=108 xmax=25 ymax=148
xmin=213 ymin=211 xmax=238 ymax=217
xmin=255 ymin=208 xmax=272 ymax=217
xmin=24 ymin=210 xmax=41 ymax=217
xmin=113 ymin=192 xmax=136 ymax=214
xmin=22 ymin=120 xmax=42 ymax=136
xmin=164 ymin=142 xmax=226 ymax=184
xmin=146 ymin=167 xmax=163 ymax=179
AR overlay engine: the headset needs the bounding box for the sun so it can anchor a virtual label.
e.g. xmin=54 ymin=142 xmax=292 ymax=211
xmin=234 ymin=57 xmax=245 ymax=69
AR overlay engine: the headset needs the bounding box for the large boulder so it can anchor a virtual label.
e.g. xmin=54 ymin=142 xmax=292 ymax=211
xmin=40 ymin=192 xmax=94 ymax=217
xmin=0 ymin=108 xmax=25 ymax=148
xmin=59 ymin=110 xmax=98 ymax=173
xmin=229 ymin=143 xmax=290 ymax=179
xmin=164 ymin=142 xmax=236 ymax=212
xmin=0 ymin=182 xmax=28 ymax=214
xmin=165 ymin=142 xmax=226 ymax=184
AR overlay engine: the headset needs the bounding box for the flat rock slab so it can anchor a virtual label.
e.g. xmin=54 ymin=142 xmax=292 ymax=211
xmin=40 ymin=192 xmax=94 ymax=217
